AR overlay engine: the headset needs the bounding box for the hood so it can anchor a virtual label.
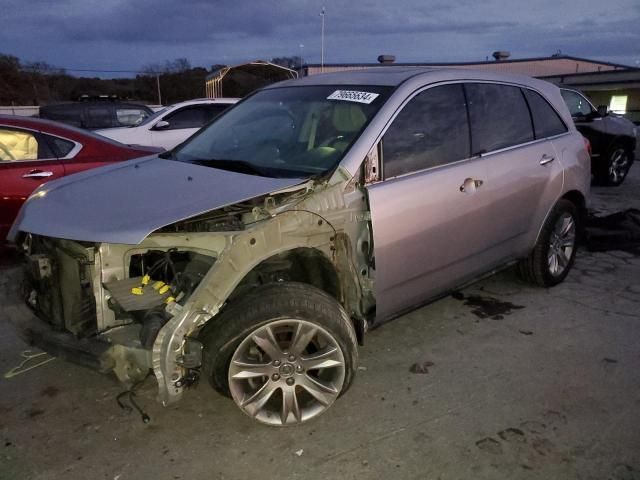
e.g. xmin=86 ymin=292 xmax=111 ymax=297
xmin=9 ymin=157 xmax=305 ymax=245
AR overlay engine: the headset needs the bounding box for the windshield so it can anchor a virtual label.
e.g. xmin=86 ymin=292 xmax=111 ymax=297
xmin=171 ymin=85 xmax=391 ymax=178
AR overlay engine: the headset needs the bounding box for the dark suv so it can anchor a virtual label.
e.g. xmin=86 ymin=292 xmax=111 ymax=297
xmin=561 ymin=88 xmax=637 ymax=186
xmin=39 ymin=101 xmax=154 ymax=130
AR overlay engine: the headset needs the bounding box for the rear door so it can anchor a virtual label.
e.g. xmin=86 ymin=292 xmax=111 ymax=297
xmin=464 ymin=83 xmax=563 ymax=256
xmin=366 ymin=84 xmax=492 ymax=321
xmin=0 ymin=127 xmax=64 ymax=239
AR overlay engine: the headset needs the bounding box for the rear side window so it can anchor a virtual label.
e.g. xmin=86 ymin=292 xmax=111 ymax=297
xmin=465 ymin=83 xmax=534 ymax=154
xmin=164 ymin=106 xmax=207 ymax=129
xmin=0 ymin=128 xmax=54 ymax=161
xmin=522 ymin=89 xmax=567 ymax=139
xmin=86 ymin=106 xmax=113 ymax=129
xmin=383 ymin=84 xmax=470 ymax=178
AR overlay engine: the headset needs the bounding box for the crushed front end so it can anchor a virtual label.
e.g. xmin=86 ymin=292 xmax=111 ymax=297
xmin=15 ymin=232 xmax=219 ymax=390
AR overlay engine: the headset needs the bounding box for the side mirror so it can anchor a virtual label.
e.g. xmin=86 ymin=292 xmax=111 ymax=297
xmin=597 ymin=105 xmax=608 ymax=117
xmin=153 ymin=120 xmax=170 ymax=130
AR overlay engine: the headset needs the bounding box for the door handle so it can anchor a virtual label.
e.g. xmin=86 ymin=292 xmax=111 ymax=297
xmin=459 ymin=178 xmax=484 ymax=193
xmin=22 ymin=170 xmax=53 ymax=178
xmin=540 ymin=154 xmax=555 ymax=166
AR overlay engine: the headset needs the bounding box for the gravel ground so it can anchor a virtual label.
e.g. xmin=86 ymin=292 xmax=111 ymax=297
xmin=1 ymin=167 xmax=639 ymax=480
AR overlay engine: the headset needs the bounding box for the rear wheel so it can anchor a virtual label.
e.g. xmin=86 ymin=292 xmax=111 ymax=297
xmin=518 ymin=199 xmax=578 ymax=287
xmin=201 ymin=282 xmax=358 ymax=426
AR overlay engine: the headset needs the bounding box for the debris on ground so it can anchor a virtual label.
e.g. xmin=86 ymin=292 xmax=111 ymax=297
xmin=409 ymin=361 xmax=434 ymax=374
xmin=585 ymin=209 xmax=640 ymax=253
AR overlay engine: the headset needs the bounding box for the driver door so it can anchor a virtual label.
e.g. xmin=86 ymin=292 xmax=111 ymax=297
xmin=366 ymin=84 xmax=493 ymax=321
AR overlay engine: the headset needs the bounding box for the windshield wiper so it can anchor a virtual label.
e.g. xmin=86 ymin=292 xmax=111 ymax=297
xmin=191 ymin=158 xmax=267 ymax=176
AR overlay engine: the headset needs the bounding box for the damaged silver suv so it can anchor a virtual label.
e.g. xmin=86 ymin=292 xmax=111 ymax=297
xmin=9 ymin=68 xmax=590 ymax=426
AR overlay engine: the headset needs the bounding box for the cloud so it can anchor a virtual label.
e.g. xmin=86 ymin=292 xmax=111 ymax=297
xmin=0 ymin=0 xmax=638 ymax=72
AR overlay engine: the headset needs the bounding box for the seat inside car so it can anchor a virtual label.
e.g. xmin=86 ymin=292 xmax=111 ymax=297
xmin=327 ymin=103 xmax=367 ymax=152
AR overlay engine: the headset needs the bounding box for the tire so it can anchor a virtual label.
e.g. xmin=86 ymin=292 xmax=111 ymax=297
xmin=594 ymin=144 xmax=632 ymax=186
xmin=200 ymin=282 xmax=358 ymax=426
xmin=518 ymin=199 xmax=579 ymax=287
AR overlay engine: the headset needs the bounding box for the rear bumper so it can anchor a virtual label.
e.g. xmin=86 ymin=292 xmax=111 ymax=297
xmin=7 ymin=302 xmax=114 ymax=372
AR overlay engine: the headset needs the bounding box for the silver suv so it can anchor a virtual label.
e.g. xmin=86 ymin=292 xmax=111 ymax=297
xmin=9 ymin=68 xmax=590 ymax=426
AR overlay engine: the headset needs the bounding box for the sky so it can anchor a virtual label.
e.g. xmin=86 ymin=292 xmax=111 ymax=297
xmin=1 ymin=0 xmax=639 ymax=77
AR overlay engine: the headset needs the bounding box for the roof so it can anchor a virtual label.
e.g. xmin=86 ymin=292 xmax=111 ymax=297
xmin=303 ymin=55 xmax=632 ymax=79
xmin=267 ymin=66 xmax=556 ymax=90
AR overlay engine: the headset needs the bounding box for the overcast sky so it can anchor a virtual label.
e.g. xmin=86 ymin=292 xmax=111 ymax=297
xmin=1 ymin=0 xmax=639 ymax=77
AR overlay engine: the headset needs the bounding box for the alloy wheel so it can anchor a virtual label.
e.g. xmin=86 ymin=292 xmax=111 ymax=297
xmin=608 ymin=148 xmax=629 ymax=184
xmin=547 ymin=212 xmax=576 ymax=277
xmin=228 ymin=319 xmax=346 ymax=426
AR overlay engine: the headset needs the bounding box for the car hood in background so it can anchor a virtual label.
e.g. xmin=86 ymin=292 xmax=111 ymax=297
xmin=9 ymin=157 xmax=305 ymax=245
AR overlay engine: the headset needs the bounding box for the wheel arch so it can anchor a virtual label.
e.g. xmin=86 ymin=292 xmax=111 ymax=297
xmin=532 ymin=190 xmax=586 ymax=249
xmin=228 ymin=246 xmax=343 ymax=303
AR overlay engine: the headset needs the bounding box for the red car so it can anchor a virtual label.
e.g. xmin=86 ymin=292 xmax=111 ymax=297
xmin=0 ymin=115 xmax=161 ymax=240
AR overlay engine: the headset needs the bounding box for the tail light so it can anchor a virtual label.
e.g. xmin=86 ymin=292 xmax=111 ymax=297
xmin=583 ymin=136 xmax=592 ymax=156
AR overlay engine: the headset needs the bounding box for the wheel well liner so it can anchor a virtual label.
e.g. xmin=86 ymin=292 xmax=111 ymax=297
xmin=229 ymin=247 xmax=342 ymax=303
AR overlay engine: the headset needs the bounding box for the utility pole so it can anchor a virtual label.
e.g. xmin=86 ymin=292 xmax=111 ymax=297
xmin=156 ymin=73 xmax=162 ymax=105
xmin=320 ymin=7 xmax=325 ymax=72
xmin=299 ymin=44 xmax=304 ymax=69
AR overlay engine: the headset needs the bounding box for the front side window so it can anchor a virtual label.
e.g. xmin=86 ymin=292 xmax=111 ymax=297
xmin=382 ymin=84 xmax=470 ymax=178
xmin=204 ymin=104 xmax=232 ymax=121
xmin=466 ymin=83 xmax=534 ymax=154
xmin=522 ymin=89 xmax=567 ymax=139
xmin=164 ymin=106 xmax=208 ymax=129
xmin=172 ymin=85 xmax=391 ymax=178
xmin=0 ymin=128 xmax=53 ymax=161
xmin=560 ymin=90 xmax=594 ymax=117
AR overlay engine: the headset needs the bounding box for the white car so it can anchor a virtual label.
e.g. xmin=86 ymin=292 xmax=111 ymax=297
xmin=95 ymin=98 xmax=239 ymax=150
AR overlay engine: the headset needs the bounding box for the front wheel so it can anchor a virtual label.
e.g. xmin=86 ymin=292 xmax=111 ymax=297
xmin=518 ymin=199 xmax=579 ymax=287
xmin=595 ymin=145 xmax=632 ymax=186
xmin=201 ymin=282 xmax=358 ymax=426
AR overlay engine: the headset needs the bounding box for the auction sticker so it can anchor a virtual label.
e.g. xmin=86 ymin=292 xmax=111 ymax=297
xmin=327 ymin=90 xmax=380 ymax=104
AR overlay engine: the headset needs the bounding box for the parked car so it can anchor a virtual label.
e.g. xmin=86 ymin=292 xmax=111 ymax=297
xmin=9 ymin=69 xmax=590 ymax=426
xmin=560 ymin=88 xmax=637 ymax=186
xmin=0 ymin=115 xmax=161 ymax=240
xmin=95 ymin=98 xmax=239 ymax=150
xmin=40 ymin=101 xmax=154 ymax=130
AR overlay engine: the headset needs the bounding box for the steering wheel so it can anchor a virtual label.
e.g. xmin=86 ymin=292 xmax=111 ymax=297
xmin=0 ymin=142 xmax=15 ymax=161
xmin=304 ymin=146 xmax=340 ymax=166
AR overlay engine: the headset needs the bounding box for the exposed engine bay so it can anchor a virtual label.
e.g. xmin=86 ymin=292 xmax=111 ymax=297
xmin=22 ymin=234 xmax=217 ymax=385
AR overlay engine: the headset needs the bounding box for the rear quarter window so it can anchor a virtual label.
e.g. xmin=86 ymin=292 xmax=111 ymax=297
xmin=45 ymin=135 xmax=76 ymax=157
